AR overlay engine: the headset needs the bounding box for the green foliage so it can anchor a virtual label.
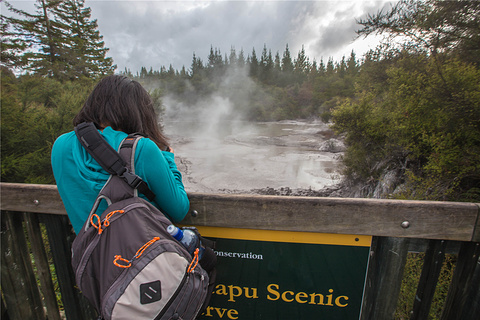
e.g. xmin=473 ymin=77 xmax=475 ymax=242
xmin=1 ymin=68 xmax=94 ymax=183
xmin=332 ymin=0 xmax=480 ymax=201
xmin=357 ymin=0 xmax=480 ymax=65
xmin=393 ymin=58 xmax=480 ymax=200
xmin=332 ymin=54 xmax=480 ymax=201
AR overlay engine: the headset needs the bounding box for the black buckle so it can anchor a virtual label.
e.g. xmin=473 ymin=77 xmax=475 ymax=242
xmin=119 ymin=170 xmax=156 ymax=201
xmin=120 ymin=171 xmax=142 ymax=189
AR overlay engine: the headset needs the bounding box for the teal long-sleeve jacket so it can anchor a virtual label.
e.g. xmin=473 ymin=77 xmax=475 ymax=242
xmin=51 ymin=126 xmax=190 ymax=234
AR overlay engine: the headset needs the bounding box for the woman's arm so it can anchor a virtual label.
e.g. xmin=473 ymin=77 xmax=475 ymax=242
xmin=134 ymin=138 xmax=190 ymax=222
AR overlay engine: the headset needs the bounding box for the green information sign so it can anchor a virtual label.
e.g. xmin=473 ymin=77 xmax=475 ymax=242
xmin=194 ymin=227 xmax=372 ymax=320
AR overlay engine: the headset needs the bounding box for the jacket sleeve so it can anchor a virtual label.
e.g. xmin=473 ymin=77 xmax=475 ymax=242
xmin=134 ymin=138 xmax=190 ymax=223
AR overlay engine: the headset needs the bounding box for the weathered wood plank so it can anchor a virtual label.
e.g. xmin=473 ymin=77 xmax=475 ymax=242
xmin=1 ymin=183 xmax=479 ymax=241
xmin=1 ymin=294 xmax=8 ymax=320
xmin=459 ymin=253 xmax=480 ymax=320
xmin=473 ymin=203 xmax=480 ymax=242
xmin=1 ymin=212 xmax=33 ymax=320
xmin=440 ymin=242 xmax=480 ymax=320
xmin=410 ymin=239 xmax=447 ymax=320
xmin=1 ymin=183 xmax=66 ymax=215
xmin=360 ymin=237 xmax=410 ymax=320
xmin=23 ymin=213 xmax=62 ymax=320
xmin=1 ymin=212 xmax=45 ymax=320
xmin=185 ymin=193 xmax=480 ymax=241
xmin=41 ymin=214 xmax=97 ymax=320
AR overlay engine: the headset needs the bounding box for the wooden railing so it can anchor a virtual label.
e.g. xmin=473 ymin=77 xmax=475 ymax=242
xmin=1 ymin=182 xmax=479 ymax=319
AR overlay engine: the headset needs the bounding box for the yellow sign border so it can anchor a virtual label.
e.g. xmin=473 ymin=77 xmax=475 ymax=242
xmin=191 ymin=226 xmax=372 ymax=247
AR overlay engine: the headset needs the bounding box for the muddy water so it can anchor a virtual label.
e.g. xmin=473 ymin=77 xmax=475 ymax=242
xmin=164 ymin=120 xmax=343 ymax=193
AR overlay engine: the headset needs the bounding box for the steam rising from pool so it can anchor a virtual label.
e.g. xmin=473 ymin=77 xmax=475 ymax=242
xmin=157 ymin=65 xmax=343 ymax=193
xmin=163 ymin=109 xmax=342 ymax=193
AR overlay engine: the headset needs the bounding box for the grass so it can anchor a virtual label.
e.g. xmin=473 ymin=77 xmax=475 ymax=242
xmin=395 ymin=252 xmax=456 ymax=319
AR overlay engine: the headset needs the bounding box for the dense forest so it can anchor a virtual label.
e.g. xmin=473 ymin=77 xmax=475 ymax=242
xmin=1 ymin=0 xmax=479 ymax=203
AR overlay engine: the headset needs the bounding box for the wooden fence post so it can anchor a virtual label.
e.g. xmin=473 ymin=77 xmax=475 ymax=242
xmin=459 ymin=247 xmax=480 ymax=319
xmin=410 ymin=239 xmax=447 ymax=319
xmin=41 ymin=214 xmax=97 ymax=320
xmin=361 ymin=236 xmax=410 ymax=320
xmin=0 ymin=212 xmax=45 ymax=320
xmin=440 ymin=241 xmax=480 ymax=320
xmin=23 ymin=212 xmax=62 ymax=320
xmin=1 ymin=294 xmax=9 ymax=319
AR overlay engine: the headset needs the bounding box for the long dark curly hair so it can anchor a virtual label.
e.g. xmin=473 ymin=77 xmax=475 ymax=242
xmin=73 ymin=75 xmax=168 ymax=149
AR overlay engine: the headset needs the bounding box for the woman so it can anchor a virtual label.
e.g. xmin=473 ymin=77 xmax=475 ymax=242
xmin=51 ymin=75 xmax=189 ymax=234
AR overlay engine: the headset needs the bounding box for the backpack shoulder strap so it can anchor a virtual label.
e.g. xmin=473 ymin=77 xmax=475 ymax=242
xmin=75 ymin=122 xmax=126 ymax=176
xmin=74 ymin=122 xmax=155 ymax=201
xmin=118 ymin=134 xmax=156 ymax=201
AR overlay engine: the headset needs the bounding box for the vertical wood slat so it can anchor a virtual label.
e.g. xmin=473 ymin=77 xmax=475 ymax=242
xmin=361 ymin=236 xmax=410 ymax=320
xmin=459 ymin=251 xmax=480 ymax=319
xmin=41 ymin=214 xmax=97 ymax=320
xmin=440 ymin=242 xmax=480 ymax=320
xmin=410 ymin=239 xmax=447 ymax=320
xmin=23 ymin=212 xmax=62 ymax=320
xmin=0 ymin=212 xmax=45 ymax=320
xmin=1 ymin=212 xmax=31 ymax=320
xmin=1 ymin=294 xmax=9 ymax=320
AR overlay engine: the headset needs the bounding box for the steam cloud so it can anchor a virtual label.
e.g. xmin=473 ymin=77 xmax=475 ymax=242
xmin=162 ymin=64 xmax=261 ymax=144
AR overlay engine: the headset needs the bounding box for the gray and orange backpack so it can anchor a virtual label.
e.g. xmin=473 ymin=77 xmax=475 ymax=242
xmin=72 ymin=122 xmax=216 ymax=320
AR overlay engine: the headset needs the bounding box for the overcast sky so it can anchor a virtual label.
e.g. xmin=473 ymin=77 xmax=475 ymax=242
xmin=5 ymin=0 xmax=397 ymax=73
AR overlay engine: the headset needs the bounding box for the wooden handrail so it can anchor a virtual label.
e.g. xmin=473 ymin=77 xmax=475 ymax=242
xmin=1 ymin=183 xmax=479 ymax=320
xmin=1 ymin=182 xmax=479 ymax=241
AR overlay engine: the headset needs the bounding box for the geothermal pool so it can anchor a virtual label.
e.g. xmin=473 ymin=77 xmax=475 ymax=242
xmin=164 ymin=120 xmax=343 ymax=194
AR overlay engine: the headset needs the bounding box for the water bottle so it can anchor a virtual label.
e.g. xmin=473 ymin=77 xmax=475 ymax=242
xmin=167 ymin=225 xmax=204 ymax=259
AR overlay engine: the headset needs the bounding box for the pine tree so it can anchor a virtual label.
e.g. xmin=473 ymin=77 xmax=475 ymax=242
xmin=237 ymin=48 xmax=246 ymax=68
xmin=294 ymin=45 xmax=309 ymax=74
xmin=1 ymin=2 xmax=31 ymax=69
xmin=274 ymin=52 xmax=282 ymax=71
xmin=347 ymin=50 xmax=358 ymax=74
xmin=336 ymin=56 xmax=347 ymax=77
xmin=249 ymin=47 xmax=259 ymax=78
xmin=281 ymin=44 xmax=294 ymax=73
xmin=326 ymin=58 xmax=335 ymax=75
xmin=310 ymin=59 xmax=318 ymax=74
xmin=207 ymin=46 xmax=216 ymax=68
xmin=122 ymin=67 xmax=133 ymax=78
xmin=357 ymin=0 xmax=480 ymax=65
xmin=207 ymin=46 xmax=223 ymax=69
xmin=259 ymin=44 xmax=274 ymax=82
xmin=167 ymin=64 xmax=175 ymax=78
xmin=53 ymin=0 xmax=115 ymax=79
xmin=229 ymin=46 xmax=237 ymax=66
xmin=190 ymin=53 xmax=203 ymax=77
xmin=140 ymin=66 xmax=148 ymax=78
xmin=260 ymin=44 xmax=268 ymax=67
xmin=1 ymin=0 xmax=114 ymax=79
xmin=179 ymin=66 xmax=188 ymax=79
xmin=1 ymin=0 xmax=64 ymax=76
xmin=317 ymin=58 xmax=326 ymax=75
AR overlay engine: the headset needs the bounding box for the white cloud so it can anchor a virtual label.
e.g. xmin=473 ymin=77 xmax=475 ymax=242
xmin=4 ymin=0 xmax=398 ymax=72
